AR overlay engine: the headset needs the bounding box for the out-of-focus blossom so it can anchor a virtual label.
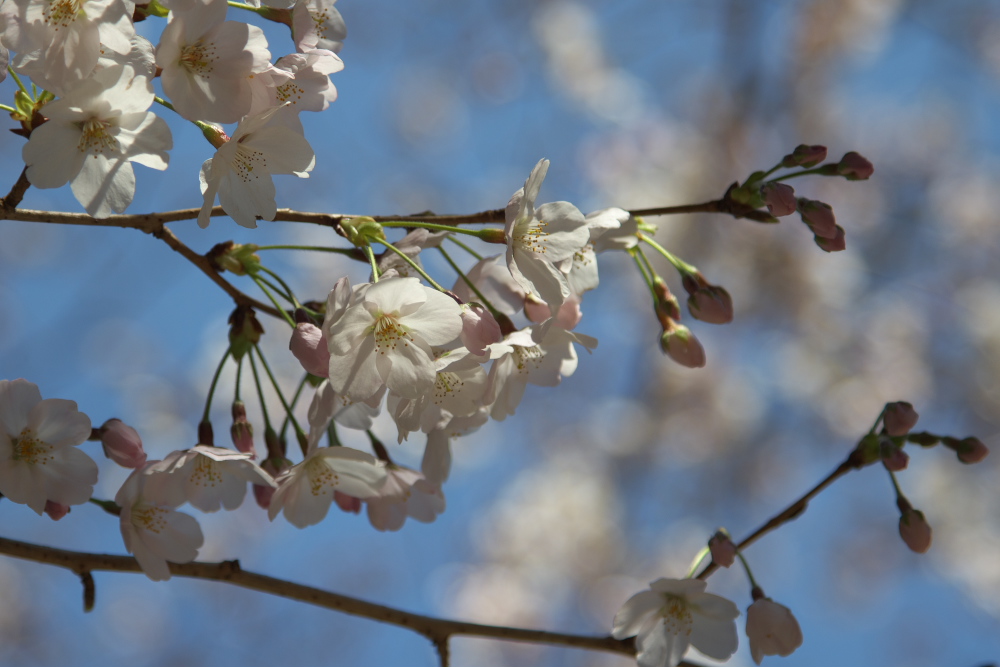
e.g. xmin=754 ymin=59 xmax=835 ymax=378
xmin=837 ymin=152 xmax=874 ymax=180
xmin=898 ymin=502 xmax=932 ymax=553
xmin=745 ymin=593 xmax=803 ymax=665
xmin=883 ymin=401 xmax=918 ymax=437
xmin=44 ymin=500 xmax=70 ymax=521
xmin=365 ymin=465 xmax=445 ymax=531
xmin=659 ymin=322 xmax=706 ymax=369
xmin=813 ymin=225 xmax=846 ymax=253
xmin=797 ymin=199 xmax=838 ymax=239
xmin=761 ymin=182 xmax=797 ymax=217
xmin=100 ymin=418 xmax=147 ymax=468
xmin=708 ymin=531 xmax=736 ymax=568
xmin=781 ymin=144 xmax=827 ymax=168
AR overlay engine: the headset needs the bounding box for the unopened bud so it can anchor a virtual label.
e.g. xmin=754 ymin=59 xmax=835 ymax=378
xmin=478 ymin=228 xmax=507 ymax=244
xmin=99 ymin=418 xmax=147 ymax=468
xmin=898 ymin=505 xmax=932 ymax=554
xmin=883 ymin=401 xmax=918 ymax=436
xmin=837 ymin=152 xmax=874 ymax=180
xmin=761 ymin=182 xmax=797 ymax=217
xmin=797 ymin=199 xmax=838 ymax=239
xmin=781 ymin=144 xmax=827 ymax=168
xmin=659 ymin=322 xmax=706 ymax=368
xmin=814 ymin=226 xmax=846 ymax=253
xmin=687 ymin=285 xmax=734 ymax=325
xmin=944 ymin=436 xmax=989 ymax=464
xmin=44 ymin=501 xmax=70 ymax=521
xmin=198 ymin=419 xmax=214 ymax=447
xmin=653 ymin=277 xmax=681 ymax=322
xmin=708 ymin=531 xmax=737 ymax=568
xmin=880 ymin=440 xmax=909 ymax=472
xmin=228 ymin=305 xmax=264 ymax=360
xmin=460 ymin=303 xmax=503 ymax=355
xmin=230 ymin=401 xmax=256 ymax=457
xmin=289 ymin=322 xmax=331 ymax=377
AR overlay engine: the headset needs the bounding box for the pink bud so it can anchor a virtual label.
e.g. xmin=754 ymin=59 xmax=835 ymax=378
xmin=230 ymin=401 xmax=256 ymax=457
xmin=782 ymin=144 xmax=828 ymax=168
xmin=659 ymin=323 xmax=706 ymax=368
xmin=254 ymin=458 xmax=290 ymax=509
xmin=814 ymin=226 xmax=846 ymax=252
xmin=898 ymin=508 xmax=932 ymax=554
xmin=837 ymin=152 xmax=874 ymax=180
xmin=708 ymin=531 xmax=737 ymax=568
xmin=44 ymin=501 xmax=70 ymax=521
xmin=881 ymin=442 xmax=909 ymax=472
xmin=99 ymin=418 xmax=147 ymax=469
xmin=688 ymin=286 xmax=734 ymax=325
xmin=335 ymin=491 xmax=362 ymax=514
xmin=761 ymin=182 xmax=797 ymax=217
xmin=948 ymin=436 xmax=989 ymax=464
xmin=797 ymin=199 xmax=838 ymax=239
xmin=289 ymin=323 xmax=330 ymax=377
xmin=883 ymin=402 xmax=919 ymax=436
xmin=460 ymin=303 xmax=503 ymax=355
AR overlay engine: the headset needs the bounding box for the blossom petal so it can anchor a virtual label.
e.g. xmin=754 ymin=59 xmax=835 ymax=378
xmin=0 ymin=379 xmax=42 ymax=435
xmin=612 ymin=590 xmax=663 ymax=639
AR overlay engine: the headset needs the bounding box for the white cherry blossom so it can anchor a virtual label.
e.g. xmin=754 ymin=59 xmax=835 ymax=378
xmin=746 ymin=596 xmax=803 ymax=664
xmin=292 ymin=0 xmax=347 ymax=53
xmin=0 ymin=379 xmax=97 ymax=514
xmin=198 ymin=105 xmax=315 ymax=228
xmin=326 ymin=277 xmax=464 ymax=401
xmin=116 ymin=463 xmax=204 ymax=581
xmin=143 ymin=445 xmax=275 ymax=512
xmin=612 ymin=578 xmax=740 ymax=667
xmin=504 ymin=159 xmax=590 ymax=317
xmin=364 ymin=464 xmax=444 ymax=532
xmin=22 ymin=65 xmax=171 ymax=218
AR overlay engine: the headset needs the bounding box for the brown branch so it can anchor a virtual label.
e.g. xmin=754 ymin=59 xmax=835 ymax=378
xmin=0 ymin=535 xmax=640 ymax=659
xmin=695 ymin=450 xmax=864 ymax=580
xmin=0 ymin=168 xmax=31 ymax=211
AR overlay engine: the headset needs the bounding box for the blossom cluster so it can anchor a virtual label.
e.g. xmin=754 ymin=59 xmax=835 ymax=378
xmin=1 ymin=0 xmax=342 ymax=221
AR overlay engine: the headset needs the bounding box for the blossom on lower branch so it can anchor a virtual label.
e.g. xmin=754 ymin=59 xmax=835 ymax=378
xmin=0 ymin=379 xmax=98 ymax=514
xmin=116 ymin=463 xmax=204 ymax=581
xmin=143 ymin=445 xmax=275 ymax=513
xmin=613 ymin=578 xmax=739 ymax=667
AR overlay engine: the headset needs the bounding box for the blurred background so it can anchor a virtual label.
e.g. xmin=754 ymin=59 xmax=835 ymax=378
xmin=1 ymin=0 xmax=999 ymax=665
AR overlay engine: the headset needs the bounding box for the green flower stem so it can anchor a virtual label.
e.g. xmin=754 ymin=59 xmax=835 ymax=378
xmin=247 ymin=351 xmax=272 ymax=432
xmin=629 ymin=247 xmax=658 ymax=302
xmin=253 ymin=345 xmax=307 ymax=448
xmin=869 ymin=407 xmax=887 ymax=435
xmin=8 ymin=68 xmax=29 ymax=97
xmin=769 ymin=165 xmax=833 ymax=182
xmin=639 ymin=234 xmax=697 ymax=275
xmin=381 ymin=220 xmax=492 ymax=238
xmin=251 ymin=274 xmax=296 ymax=328
xmin=685 ymin=546 xmax=711 ymax=578
xmin=255 ymin=273 xmax=294 ymax=305
xmin=446 ymin=235 xmax=484 ymax=261
xmin=153 ymin=96 xmax=176 ymax=112
xmin=279 ymin=374 xmax=310 ymax=441
xmin=227 ymin=0 xmax=261 ymax=9
xmin=364 ymin=246 xmax=380 ymax=282
xmin=234 ymin=356 xmax=244 ymax=401
xmin=887 ymin=468 xmax=904 ymax=500
xmin=0 ymin=103 xmax=17 ymax=113
xmin=437 ymin=246 xmax=500 ymax=316
xmin=259 ymin=265 xmax=301 ymax=308
xmin=327 ymin=420 xmax=342 ymax=447
xmin=201 ymin=347 xmax=231 ymax=422
xmin=255 ymin=245 xmax=356 ymax=255
xmin=88 ymin=498 xmax=121 ymax=516
xmin=736 ymin=550 xmax=760 ymax=590
xmin=379 ymin=239 xmax=446 ymax=292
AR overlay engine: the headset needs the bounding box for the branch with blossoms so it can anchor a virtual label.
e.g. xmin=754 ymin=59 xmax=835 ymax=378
xmin=0 ymin=0 xmax=990 ymax=666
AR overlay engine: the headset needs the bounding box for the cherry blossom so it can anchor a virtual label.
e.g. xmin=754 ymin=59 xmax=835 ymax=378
xmin=22 ymin=65 xmax=171 ymax=218
xmin=116 ymin=463 xmax=204 ymax=581
xmin=326 ymin=277 xmax=464 ymax=401
xmin=248 ymin=50 xmax=344 ymax=126
xmin=292 ymin=0 xmax=347 ymax=54
xmin=364 ymin=465 xmax=445 ymax=532
xmin=0 ymin=379 xmax=97 ymax=515
xmin=198 ymin=106 xmax=316 ymax=229
xmin=612 ymin=578 xmax=740 ymax=667
xmin=504 ymin=159 xmax=591 ymax=317
xmin=144 ymin=445 xmax=275 ymax=512
xmin=745 ymin=595 xmax=803 ymax=664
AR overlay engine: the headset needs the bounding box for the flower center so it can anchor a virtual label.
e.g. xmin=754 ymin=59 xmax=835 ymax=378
xmin=371 ymin=313 xmax=412 ymax=352
xmin=512 ymin=344 xmax=545 ymax=374
xmin=78 ymin=118 xmax=119 ymax=156
xmin=43 ymin=0 xmax=84 ymax=29
xmin=306 ymin=457 xmax=340 ymax=496
xmin=190 ymin=456 xmax=223 ymax=488
xmin=276 ymin=81 xmax=306 ymax=107
xmin=132 ymin=505 xmax=169 ymax=533
xmin=433 ymin=371 xmax=463 ymax=404
xmin=232 ymin=143 xmax=267 ymax=183
xmin=660 ymin=595 xmax=693 ymax=637
xmin=11 ymin=428 xmax=54 ymax=465
xmin=514 ymin=219 xmax=552 ymax=255
xmin=180 ymin=40 xmax=217 ymax=76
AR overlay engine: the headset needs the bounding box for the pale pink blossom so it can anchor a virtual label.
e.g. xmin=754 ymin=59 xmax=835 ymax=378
xmin=459 ymin=303 xmax=502 ymax=356
xmin=44 ymin=500 xmax=70 ymax=521
xmin=745 ymin=594 xmax=803 ymax=664
xmin=612 ymin=578 xmax=740 ymax=667
xmin=116 ymin=463 xmax=204 ymax=581
xmin=290 ymin=322 xmax=331 ymax=377
xmin=0 ymin=379 xmax=97 ymax=514
xmin=144 ymin=445 xmax=275 ymax=512
xmin=292 ymin=0 xmax=347 ymax=53
xmin=99 ymin=418 xmax=147 ymax=468
xmin=365 ymin=465 xmax=445 ymax=532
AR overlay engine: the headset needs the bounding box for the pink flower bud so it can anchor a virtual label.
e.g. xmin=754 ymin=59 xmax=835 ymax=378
xmin=797 ymin=199 xmax=838 ymax=239
xmin=837 ymin=152 xmax=874 ymax=180
xmin=254 ymin=457 xmax=290 ymax=509
xmin=883 ymin=401 xmax=919 ymax=436
xmin=946 ymin=436 xmax=989 ymax=464
xmin=708 ymin=531 xmax=736 ymax=567
xmin=230 ymin=401 xmax=256 ymax=457
xmin=814 ymin=225 xmax=846 ymax=252
xmin=761 ymin=182 xmax=797 ymax=217
xmin=782 ymin=144 xmax=828 ymax=168
xmin=898 ymin=507 xmax=932 ymax=554
xmin=99 ymin=418 xmax=147 ymax=469
xmin=334 ymin=491 xmax=362 ymax=514
xmin=289 ymin=323 xmax=330 ymax=377
xmin=653 ymin=277 xmax=681 ymax=322
xmin=659 ymin=323 xmax=706 ymax=368
xmin=44 ymin=501 xmax=70 ymax=521
xmin=688 ymin=285 xmax=734 ymax=325
xmin=460 ymin=303 xmax=503 ymax=355
xmin=880 ymin=441 xmax=909 ymax=472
